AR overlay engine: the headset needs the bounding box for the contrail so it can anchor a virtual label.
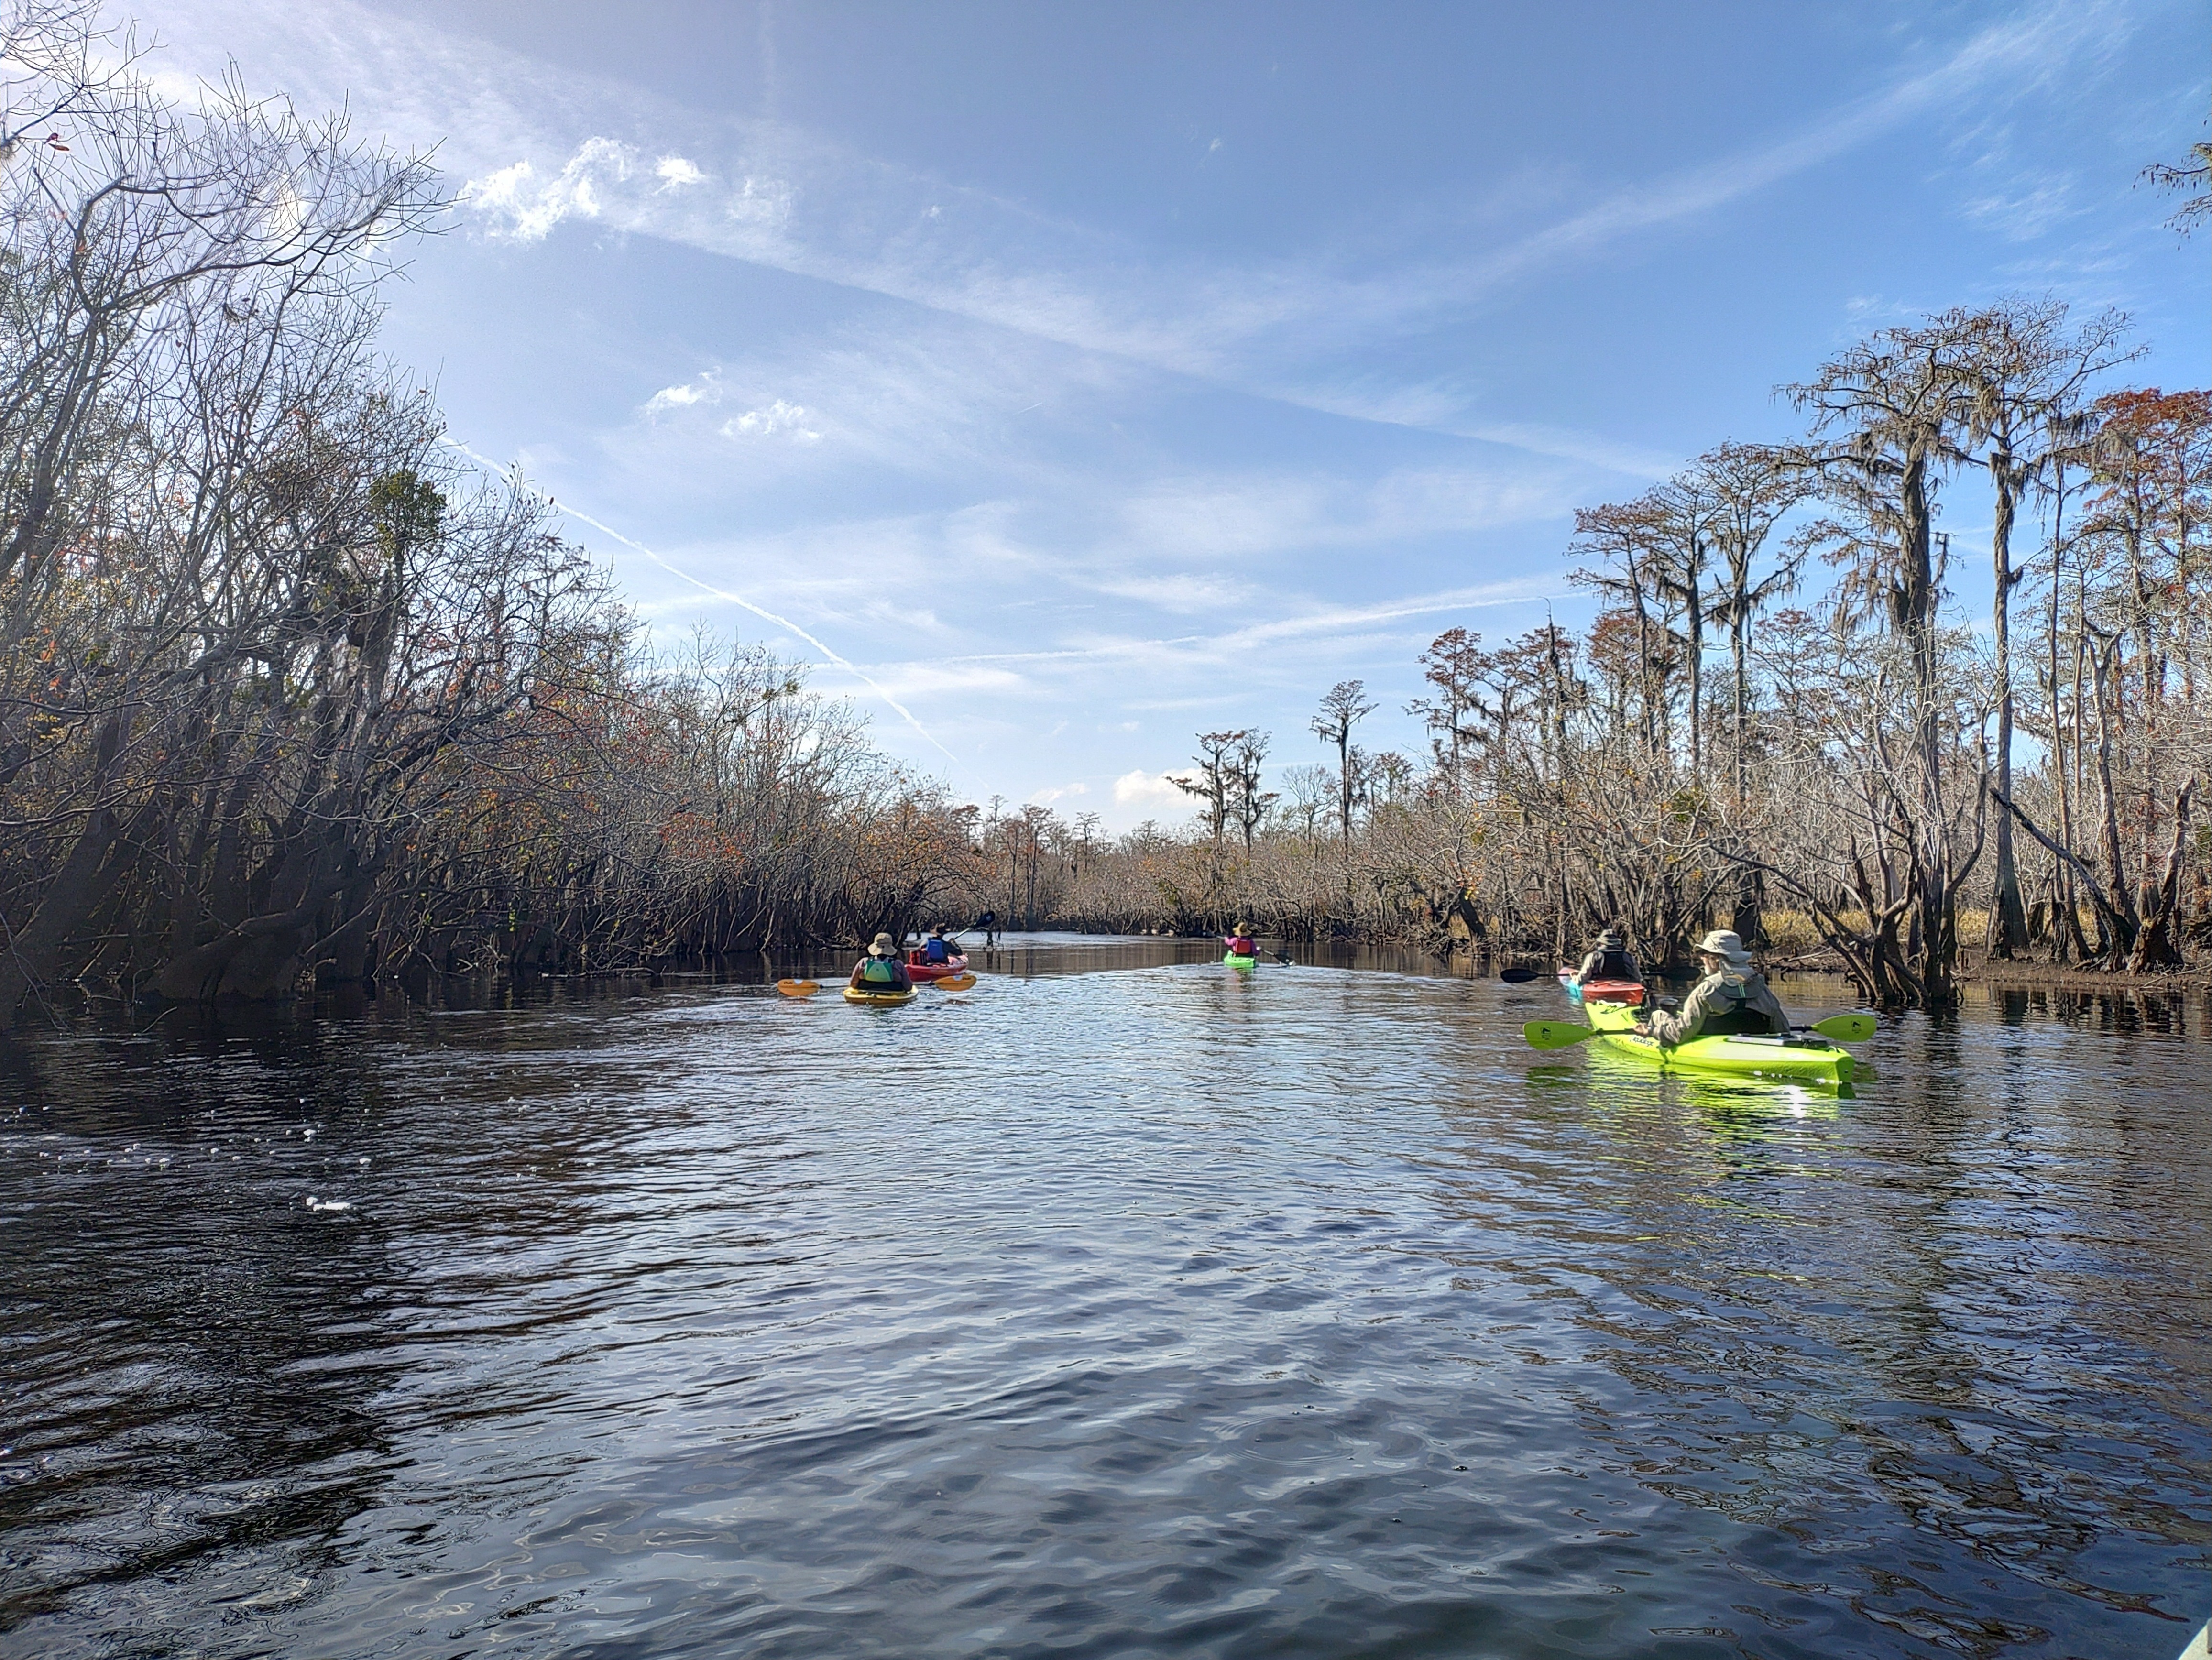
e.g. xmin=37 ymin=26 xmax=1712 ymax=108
xmin=445 ymin=441 xmax=960 ymax=767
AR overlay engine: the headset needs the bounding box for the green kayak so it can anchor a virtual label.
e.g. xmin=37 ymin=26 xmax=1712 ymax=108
xmin=1585 ymin=997 xmax=1853 ymax=1085
xmin=1224 ymin=952 xmax=1256 ymax=970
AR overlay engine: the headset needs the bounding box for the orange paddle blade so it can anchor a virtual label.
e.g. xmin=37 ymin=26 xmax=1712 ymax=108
xmin=776 ymin=978 xmax=821 ymax=997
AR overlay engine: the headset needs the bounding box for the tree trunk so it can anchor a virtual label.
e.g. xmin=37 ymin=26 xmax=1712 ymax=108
xmin=1987 ymin=458 xmax=2029 ymax=955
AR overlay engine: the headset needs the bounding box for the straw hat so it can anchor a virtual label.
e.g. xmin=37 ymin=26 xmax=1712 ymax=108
xmin=1696 ymin=928 xmax=1750 ymax=967
xmin=867 ymin=932 xmax=897 ymax=958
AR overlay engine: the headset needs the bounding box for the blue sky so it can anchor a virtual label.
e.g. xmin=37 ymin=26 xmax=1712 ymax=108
xmin=148 ymin=0 xmax=2205 ymax=825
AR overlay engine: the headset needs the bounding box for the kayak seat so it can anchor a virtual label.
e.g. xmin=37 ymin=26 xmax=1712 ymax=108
xmin=1697 ymin=1008 xmax=1784 ymax=1037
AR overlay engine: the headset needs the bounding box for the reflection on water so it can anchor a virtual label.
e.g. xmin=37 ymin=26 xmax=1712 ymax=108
xmin=3 ymin=944 xmax=2205 ymax=1659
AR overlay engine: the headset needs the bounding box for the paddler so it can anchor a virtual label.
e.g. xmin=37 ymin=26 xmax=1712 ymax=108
xmin=1570 ymin=922 xmax=1642 ymax=988
xmin=919 ymin=925 xmax=955 ymax=965
xmin=1224 ymin=921 xmax=1257 ymax=959
xmin=1637 ymin=929 xmax=1791 ymax=1044
xmin=849 ymin=932 xmax=914 ymax=994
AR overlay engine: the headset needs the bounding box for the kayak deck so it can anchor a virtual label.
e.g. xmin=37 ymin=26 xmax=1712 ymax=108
xmin=1585 ymin=997 xmax=1852 ymax=1084
xmin=905 ymin=953 xmax=969 ymax=981
xmin=1566 ymin=976 xmax=1645 ymax=1006
xmin=843 ymin=985 xmax=916 ymax=1006
xmin=1224 ymin=953 xmax=1256 ymax=970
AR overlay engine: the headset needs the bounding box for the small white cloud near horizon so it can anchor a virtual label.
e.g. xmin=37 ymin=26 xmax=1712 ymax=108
xmin=1114 ymin=768 xmax=1199 ymax=811
xmin=1029 ymin=781 xmax=1090 ymax=805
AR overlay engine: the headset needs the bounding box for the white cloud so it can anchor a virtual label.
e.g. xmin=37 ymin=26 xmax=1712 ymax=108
xmin=655 ymin=154 xmax=706 ymax=189
xmin=462 ymin=136 xmax=634 ymax=240
xmin=643 ymin=369 xmax=725 ymax=415
xmin=840 ymin=661 xmax=1024 ymax=699
xmin=1114 ymin=768 xmax=1200 ymax=809
xmin=460 ymin=138 xmax=794 ymax=253
xmin=721 ymin=399 xmax=822 ymax=442
xmin=158 ymin=0 xmax=2126 ymax=467
xmin=1028 ymin=781 xmax=1089 ymax=804
xmin=1960 ymin=177 xmax=2082 ymax=242
xmin=1088 ymin=572 xmax=1257 ymax=613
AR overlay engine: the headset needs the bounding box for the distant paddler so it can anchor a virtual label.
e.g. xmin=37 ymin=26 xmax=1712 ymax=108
xmin=1569 ymin=921 xmax=1643 ymax=990
xmin=918 ymin=925 xmax=956 ymax=966
xmin=1223 ymin=922 xmax=1257 ymax=966
xmin=849 ymin=933 xmax=915 ymax=996
xmin=1636 ymin=929 xmax=1791 ymax=1044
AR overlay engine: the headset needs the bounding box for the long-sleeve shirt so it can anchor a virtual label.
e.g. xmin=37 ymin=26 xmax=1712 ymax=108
xmin=1641 ymin=968 xmax=1791 ymax=1045
xmin=1573 ymin=947 xmax=1641 ymax=985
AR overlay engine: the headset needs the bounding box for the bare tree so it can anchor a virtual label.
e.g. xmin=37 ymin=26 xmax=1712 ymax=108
xmin=1228 ymin=730 xmax=1275 ymax=852
xmin=1782 ymin=315 xmax=1988 ymax=1005
xmin=1172 ymin=731 xmax=1241 ymax=844
xmin=1946 ymin=300 xmax=2138 ymax=955
xmin=2140 ymin=140 xmax=2212 ymax=238
xmin=1311 ymin=680 xmax=1376 ymax=855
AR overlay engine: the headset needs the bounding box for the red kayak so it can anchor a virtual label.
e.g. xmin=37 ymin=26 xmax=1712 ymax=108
xmin=905 ymin=951 xmax=970 ymax=982
xmin=1567 ymin=976 xmax=1645 ymax=1006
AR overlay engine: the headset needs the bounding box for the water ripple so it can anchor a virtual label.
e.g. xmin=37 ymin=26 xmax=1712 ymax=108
xmin=3 ymin=957 xmax=2204 ymax=1658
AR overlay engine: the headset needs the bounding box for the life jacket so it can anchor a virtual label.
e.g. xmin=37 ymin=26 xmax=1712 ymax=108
xmin=859 ymin=955 xmax=901 ymax=985
xmin=1697 ymin=972 xmax=1776 ymax=1036
xmin=1589 ymin=947 xmax=1638 ymax=981
xmin=922 ymin=938 xmax=951 ymax=963
xmin=1226 ymin=936 xmax=1254 ymax=956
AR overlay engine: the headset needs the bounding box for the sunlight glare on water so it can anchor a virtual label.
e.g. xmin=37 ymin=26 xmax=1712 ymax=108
xmin=3 ymin=945 xmax=2206 ymax=1659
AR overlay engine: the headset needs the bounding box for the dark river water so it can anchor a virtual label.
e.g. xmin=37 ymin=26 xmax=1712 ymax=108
xmin=4 ymin=939 xmax=2206 ymax=1659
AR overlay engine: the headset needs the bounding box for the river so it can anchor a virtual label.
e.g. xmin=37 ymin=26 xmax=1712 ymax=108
xmin=4 ymin=938 xmax=2205 ymax=1659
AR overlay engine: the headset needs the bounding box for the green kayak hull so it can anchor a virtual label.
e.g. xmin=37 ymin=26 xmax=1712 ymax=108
xmin=1587 ymin=999 xmax=1853 ymax=1084
xmin=1224 ymin=953 xmax=1255 ymax=970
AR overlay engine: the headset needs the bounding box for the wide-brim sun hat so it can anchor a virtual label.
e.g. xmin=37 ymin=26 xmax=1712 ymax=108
xmin=867 ymin=932 xmax=897 ymax=957
xmin=1696 ymin=928 xmax=1750 ymax=965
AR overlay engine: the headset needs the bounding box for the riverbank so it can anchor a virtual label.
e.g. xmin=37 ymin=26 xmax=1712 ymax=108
xmin=1750 ymin=949 xmax=2210 ymax=997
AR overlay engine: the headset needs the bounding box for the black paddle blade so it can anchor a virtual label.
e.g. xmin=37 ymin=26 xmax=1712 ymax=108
xmin=1498 ymin=966 xmax=1540 ymax=984
xmin=975 ymin=911 xmax=996 ymax=928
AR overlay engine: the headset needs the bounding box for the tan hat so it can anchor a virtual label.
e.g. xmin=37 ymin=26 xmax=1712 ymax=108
xmin=867 ymin=932 xmax=897 ymax=957
xmin=1697 ymin=928 xmax=1750 ymax=965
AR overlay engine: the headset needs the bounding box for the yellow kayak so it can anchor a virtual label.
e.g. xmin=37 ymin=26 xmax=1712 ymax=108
xmin=843 ymin=984 xmax=916 ymax=1006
